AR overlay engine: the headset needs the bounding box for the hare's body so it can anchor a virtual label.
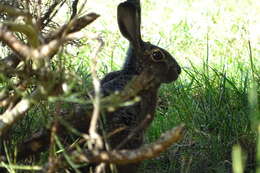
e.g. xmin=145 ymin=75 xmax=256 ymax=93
xmin=101 ymin=56 xmax=158 ymax=173
xmin=100 ymin=1 xmax=181 ymax=173
xmin=102 ymin=73 xmax=158 ymax=148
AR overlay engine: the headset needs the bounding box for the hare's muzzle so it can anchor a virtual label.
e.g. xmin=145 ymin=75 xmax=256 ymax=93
xmin=176 ymin=64 xmax=181 ymax=75
xmin=164 ymin=63 xmax=181 ymax=83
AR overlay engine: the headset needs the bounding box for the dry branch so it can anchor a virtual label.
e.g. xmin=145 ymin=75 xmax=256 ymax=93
xmin=0 ymin=24 xmax=58 ymax=69
xmin=0 ymin=25 xmax=33 ymax=60
xmin=89 ymin=36 xmax=104 ymax=150
xmin=45 ymin=13 xmax=100 ymax=42
xmin=39 ymin=0 xmax=64 ymax=29
xmin=3 ymin=22 xmax=40 ymax=47
xmin=73 ymin=124 xmax=185 ymax=164
xmin=40 ymin=124 xmax=185 ymax=172
xmin=0 ymin=12 xmax=99 ymax=69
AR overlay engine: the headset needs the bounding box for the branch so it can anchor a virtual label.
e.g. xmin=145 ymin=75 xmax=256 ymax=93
xmin=0 ymin=89 xmax=45 ymax=136
xmin=88 ymin=36 xmax=104 ymax=150
xmin=0 ymin=25 xmax=33 ymax=61
xmin=45 ymin=13 xmax=100 ymax=42
xmin=0 ymin=12 xmax=99 ymax=63
xmin=3 ymin=22 xmax=40 ymax=47
xmin=39 ymin=0 xmax=65 ymax=29
xmin=73 ymin=124 xmax=185 ymax=164
xmin=0 ymin=25 xmax=50 ymax=68
xmin=99 ymin=70 xmax=156 ymax=111
xmin=0 ymin=24 xmax=63 ymax=61
xmin=40 ymin=124 xmax=185 ymax=172
xmin=0 ymin=11 xmax=99 ymax=76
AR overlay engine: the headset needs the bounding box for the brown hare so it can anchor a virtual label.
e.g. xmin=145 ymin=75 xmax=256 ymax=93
xmin=100 ymin=0 xmax=181 ymax=172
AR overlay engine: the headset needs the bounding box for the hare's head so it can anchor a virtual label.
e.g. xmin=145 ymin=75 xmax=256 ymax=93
xmin=118 ymin=1 xmax=181 ymax=84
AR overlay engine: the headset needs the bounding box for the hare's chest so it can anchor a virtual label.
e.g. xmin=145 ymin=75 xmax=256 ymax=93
xmin=139 ymin=90 xmax=158 ymax=123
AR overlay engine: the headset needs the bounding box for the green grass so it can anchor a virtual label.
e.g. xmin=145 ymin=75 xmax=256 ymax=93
xmin=142 ymin=66 xmax=256 ymax=172
xmin=1 ymin=0 xmax=260 ymax=172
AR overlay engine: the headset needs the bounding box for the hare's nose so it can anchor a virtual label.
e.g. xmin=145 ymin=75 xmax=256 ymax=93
xmin=176 ymin=64 xmax=181 ymax=74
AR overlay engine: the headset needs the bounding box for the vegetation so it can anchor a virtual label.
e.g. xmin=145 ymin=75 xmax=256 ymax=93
xmin=0 ymin=0 xmax=260 ymax=173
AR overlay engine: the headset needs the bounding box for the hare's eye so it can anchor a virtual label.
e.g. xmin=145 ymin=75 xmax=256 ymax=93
xmin=151 ymin=49 xmax=164 ymax=62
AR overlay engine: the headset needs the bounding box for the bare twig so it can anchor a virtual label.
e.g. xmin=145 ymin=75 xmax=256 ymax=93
xmin=0 ymin=25 xmax=54 ymax=69
xmin=0 ymin=22 xmax=96 ymax=66
xmin=39 ymin=0 xmax=65 ymax=29
xmin=45 ymin=13 xmax=100 ymax=42
xmin=89 ymin=36 xmax=104 ymax=150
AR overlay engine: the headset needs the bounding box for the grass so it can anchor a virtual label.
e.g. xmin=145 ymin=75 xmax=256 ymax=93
xmin=1 ymin=0 xmax=260 ymax=172
xmin=142 ymin=65 xmax=256 ymax=172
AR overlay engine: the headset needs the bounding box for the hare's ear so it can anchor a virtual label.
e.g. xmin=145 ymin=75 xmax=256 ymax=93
xmin=117 ymin=2 xmax=142 ymax=48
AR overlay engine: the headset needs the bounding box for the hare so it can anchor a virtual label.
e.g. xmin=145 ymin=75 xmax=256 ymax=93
xmin=100 ymin=1 xmax=181 ymax=173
